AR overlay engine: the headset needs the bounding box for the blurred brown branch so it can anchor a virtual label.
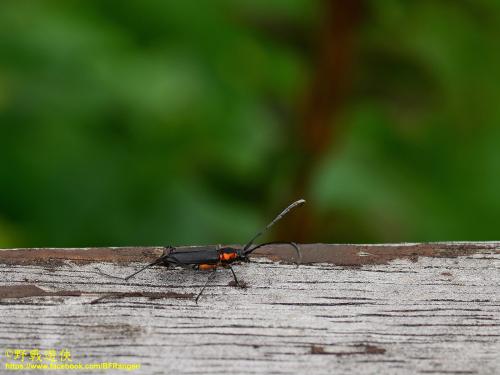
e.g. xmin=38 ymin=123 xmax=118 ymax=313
xmin=285 ymin=0 xmax=365 ymax=242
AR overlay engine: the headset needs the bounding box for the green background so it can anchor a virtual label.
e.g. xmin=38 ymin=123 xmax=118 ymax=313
xmin=1 ymin=0 xmax=499 ymax=247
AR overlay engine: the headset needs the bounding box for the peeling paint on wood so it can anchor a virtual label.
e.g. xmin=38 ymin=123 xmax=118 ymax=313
xmin=0 ymin=243 xmax=499 ymax=374
xmin=1 ymin=241 xmax=499 ymax=266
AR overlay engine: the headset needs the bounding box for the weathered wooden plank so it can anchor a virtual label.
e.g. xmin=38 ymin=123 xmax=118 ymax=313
xmin=0 ymin=243 xmax=499 ymax=374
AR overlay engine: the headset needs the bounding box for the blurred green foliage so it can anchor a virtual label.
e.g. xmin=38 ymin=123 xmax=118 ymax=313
xmin=1 ymin=0 xmax=499 ymax=247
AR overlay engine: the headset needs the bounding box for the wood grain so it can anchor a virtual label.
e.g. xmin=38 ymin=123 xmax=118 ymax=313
xmin=0 ymin=243 xmax=499 ymax=374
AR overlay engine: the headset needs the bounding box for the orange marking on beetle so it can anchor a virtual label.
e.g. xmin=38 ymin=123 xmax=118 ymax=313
xmin=219 ymin=252 xmax=237 ymax=262
xmin=199 ymin=264 xmax=217 ymax=271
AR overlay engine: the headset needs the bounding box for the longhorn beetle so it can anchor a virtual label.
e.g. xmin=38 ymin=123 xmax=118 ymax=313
xmin=98 ymin=199 xmax=305 ymax=303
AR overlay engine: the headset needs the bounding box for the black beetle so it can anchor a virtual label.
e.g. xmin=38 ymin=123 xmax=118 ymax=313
xmin=98 ymin=199 xmax=305 ymax=303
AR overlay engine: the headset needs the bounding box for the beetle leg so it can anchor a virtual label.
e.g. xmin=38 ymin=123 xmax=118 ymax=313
xmin=94 ymin=258 xmax=169 ymax=281
xmin=102 ymin=247 xmax=176 ymax=281
xmin=227 ymin=264 xmax=243 ymax=287
xmin=89 ymin=293 xmax=114 ymax=305
xmin=94 ymin=267 xmax=127 ymax=280
xmin=195 ymin=268 xmax=217 ymax=304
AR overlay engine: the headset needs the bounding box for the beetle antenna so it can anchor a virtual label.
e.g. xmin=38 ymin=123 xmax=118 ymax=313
xmin=243 ymin=199 xmax=306 ymax=253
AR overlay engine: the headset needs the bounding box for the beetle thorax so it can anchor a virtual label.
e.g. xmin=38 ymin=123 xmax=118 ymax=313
xmin=218 ymin=249 xmax=238 ymax=263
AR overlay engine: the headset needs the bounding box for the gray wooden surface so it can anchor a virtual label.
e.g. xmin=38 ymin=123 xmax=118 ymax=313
xmin=0 ymin=243 xmax=499 ymax=374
